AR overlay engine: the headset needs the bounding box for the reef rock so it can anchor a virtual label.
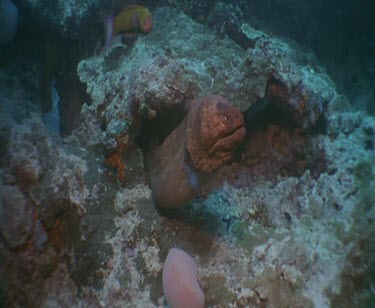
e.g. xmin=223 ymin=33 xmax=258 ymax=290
xmin=0 ymin=117 xmax=121 ymax=306
xmin=76 ymin=7 xmax=333 ymax=153
xmin=1 ymin=4 xmax=375 ymax=308
xmin=0 ymin=185 xmax=33 ymax=248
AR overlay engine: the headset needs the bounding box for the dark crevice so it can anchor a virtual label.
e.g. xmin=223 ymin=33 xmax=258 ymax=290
xmin=136 ymin=103 xmax=187 ymax=153
xmin=137 ymin=87 xmax=326 ymax=191
xmin=1 ymin=5 xmax=94 ymax=137
xmin=244 ymin=97 xmax=297 ymax=133
xmin=231 ymin=94 xmax=326 ymax=182
xmin=310 ymin=111 xmax=327 ymax=135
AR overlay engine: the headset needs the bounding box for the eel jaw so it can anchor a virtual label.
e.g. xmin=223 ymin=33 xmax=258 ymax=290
xmin=207 ymin=126 xmax=246 ymax=159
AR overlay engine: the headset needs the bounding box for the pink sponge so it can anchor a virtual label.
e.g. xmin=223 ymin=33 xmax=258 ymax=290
xmin=162 ymin=248 xmax=205 ymax=308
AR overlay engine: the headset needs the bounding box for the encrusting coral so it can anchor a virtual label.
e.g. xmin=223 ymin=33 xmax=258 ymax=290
xmin=147 ymin=96 xmax=245 ymax=209
xmin=104 ymin=143 xmax=127 ymax=181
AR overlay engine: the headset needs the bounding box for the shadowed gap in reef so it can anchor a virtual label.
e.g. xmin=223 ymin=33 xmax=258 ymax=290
xmin=136 ymin=103 xmax=187 ymax=155
xmin=137 ymin=91 xmax=327 ymax=187
xmin=232 ymin=97 xmax=327 ymax=184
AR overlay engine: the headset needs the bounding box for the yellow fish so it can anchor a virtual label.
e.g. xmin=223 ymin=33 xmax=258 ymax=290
xmin=105 ymin=5 xmax=153 ymax=48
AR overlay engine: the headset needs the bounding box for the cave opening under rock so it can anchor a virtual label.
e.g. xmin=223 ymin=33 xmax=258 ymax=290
xmin=136 ymin=89 xmax=327 ymax=196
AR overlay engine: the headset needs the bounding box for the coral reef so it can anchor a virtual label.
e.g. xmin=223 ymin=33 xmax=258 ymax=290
xmin=0 ymin=3 xmax=374 ymax=308
xmin=76 ymin=7 xmax=333 ymax=156
xmin=162 ymin=0 xmax=375 ymax=114
xmin=0 ymin=117 xmax=117 ymax=305
xmin=0 ymin=185 xmax=33 ymax=248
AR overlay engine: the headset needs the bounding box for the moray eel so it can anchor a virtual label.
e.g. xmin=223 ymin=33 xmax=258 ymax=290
xmin=147 ymin=96 xmax=245 ymax=209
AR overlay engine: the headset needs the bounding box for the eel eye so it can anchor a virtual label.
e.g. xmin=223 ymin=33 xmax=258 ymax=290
xmin=222 ymin=116 xmax=228 ymax=124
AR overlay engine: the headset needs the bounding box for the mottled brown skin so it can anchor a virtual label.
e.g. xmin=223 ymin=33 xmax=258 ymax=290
xmin=148 ymin=96 xmax=245 ymax=209
xmin=186 ymin=96 xmax=246 ymax=173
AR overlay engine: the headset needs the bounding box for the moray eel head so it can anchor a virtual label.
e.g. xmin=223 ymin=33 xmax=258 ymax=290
xmin=187 ymin=96 xmax=245 ymax=173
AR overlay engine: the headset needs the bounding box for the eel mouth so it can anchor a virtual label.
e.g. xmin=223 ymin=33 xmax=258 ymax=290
xmin=207 ymin=125 xmax=246 ymax=158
